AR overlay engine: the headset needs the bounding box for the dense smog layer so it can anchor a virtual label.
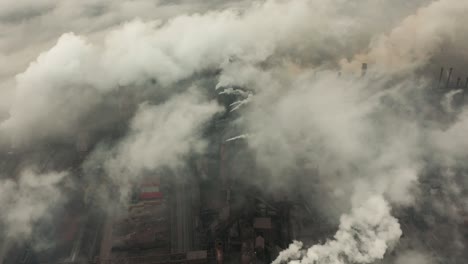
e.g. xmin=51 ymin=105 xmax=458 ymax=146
xmin=0 ymin=0 xmax=468 ymax=264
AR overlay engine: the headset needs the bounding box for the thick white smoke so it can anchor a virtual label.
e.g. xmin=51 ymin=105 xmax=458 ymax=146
xmin=0 ymin=169 xmax=66 ymax=238
xmin=272 ymin=195 xmax=401 ymax=264
xmin=216 ymin=0 xmax=468 ymax=261
xmin=0 ymin=0 xmax=325 ymax=143
xmin=103 ymin=88 xmax=222 ymax=196
xmin=0 ymin=0 xmax=442 ymax=143
xmin=227 ymin=68 xmax=425 ymax=216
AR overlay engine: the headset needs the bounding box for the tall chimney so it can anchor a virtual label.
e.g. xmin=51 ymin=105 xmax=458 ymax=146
xmin=456 ymin=77 xmax=461 ymax=88
xmin=438 ymin=67 xmax=444 ymax=89
xmin=361 ymin=63 xmax=367 ymax=77
xmin=446 ymin=67 xmax=453 ymax=89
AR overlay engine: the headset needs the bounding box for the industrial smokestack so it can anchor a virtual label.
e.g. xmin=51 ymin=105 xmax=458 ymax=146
xmin=438 ymin=67 xmax=444 ymax=89
xmin=361 ymin=63 xmax=368 ymax=77
xmin=446 ymin=67 xmax=453 ymax=89
xmin=216 ymin=240 xmax=224 ymax=264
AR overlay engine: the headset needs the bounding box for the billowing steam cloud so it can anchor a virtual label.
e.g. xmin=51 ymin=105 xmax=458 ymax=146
xmin=0 ymin=0 xmax=468 ymax=262
xmin=272 ymin=196 xmax=401 ymax=264
xmin=0 ymin=170 xmax=66 ymax=238
xmin=104 ymin=88 xmax=222 ymax=194
xmin=1 ymin=0 xmax=344 ymax=144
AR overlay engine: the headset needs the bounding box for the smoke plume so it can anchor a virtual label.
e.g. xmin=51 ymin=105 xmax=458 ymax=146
xmin=272 ymin=195 xmax=401 ymax=264
xmin=0 ymin=169 xmax=66 ymax=238
xmin=103 ymin=88 xmax=222 ymax=197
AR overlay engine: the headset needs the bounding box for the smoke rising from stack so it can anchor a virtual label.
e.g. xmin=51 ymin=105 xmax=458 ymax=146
xmin=272 ymin=196 xmax=401 ymax=264
xmin=0 ymin=0 xmax=467 ymax=262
